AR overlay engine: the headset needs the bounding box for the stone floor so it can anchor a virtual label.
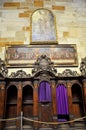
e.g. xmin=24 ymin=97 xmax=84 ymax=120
xmin=4 ymin=121 xmax=86 ymax=130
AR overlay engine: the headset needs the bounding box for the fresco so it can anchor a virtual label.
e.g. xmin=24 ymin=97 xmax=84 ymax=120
xmin=6 ymin=45 xmax=78 ymax=67
xmin=31 ymin=9 xmax=57 ymax=42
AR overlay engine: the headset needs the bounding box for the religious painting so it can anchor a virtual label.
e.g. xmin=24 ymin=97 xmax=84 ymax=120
xmin=5 ymin=44 xmax=78 ymax=67
xmin=31 ymin=8 xmax=57 ymax=44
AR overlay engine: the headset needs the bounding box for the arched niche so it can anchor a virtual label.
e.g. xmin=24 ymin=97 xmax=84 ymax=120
xmin=38 ymin=81 xmax=51 ymax=104
xmin=72 ymin=83 xmax=84 ymax=117
xmin=22 ymin=85 xmax=33 ymax=117
xmin=56 ymin=84 xmax=69 ymax=121
xmin=6 ymin=85 xmax=17 ymax=119
xmin=31 ymin=8 xmax=57 ymax=43
xmin=38 ymin=81 xmax=53 ymax=127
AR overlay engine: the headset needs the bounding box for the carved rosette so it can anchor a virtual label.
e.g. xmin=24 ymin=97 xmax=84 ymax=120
xmin=0 ymin=58 xmax=8 ymax=77
xmin=58 ymin=69 xmax=79 ymax=77
xmin=32 ymin=55 xmax=57 ymax=75
xmin=80 ymin=57 xmax=86 ymax=76
xmin=9 ymin=70 xmax=31 ymax=78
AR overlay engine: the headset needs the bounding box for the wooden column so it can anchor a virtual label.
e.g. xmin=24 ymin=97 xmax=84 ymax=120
xmin=0 ymin=82 xmax=6 ymax=129
xmin=17 ymin=82 xmax=22 ymax=129
xmin=51 ymin=80 xmax=57 ymax=129
xmin=51 ymin=80 xmax=57 ymax=115
xmin=33 ymin=80 xmax=38 ymax=116
xmin=33 ymin=80 xmax=38 ymax=129
xmin=66 ymin=81 xmax=74 ymax=126
xmin=82 ymin=79 xmax=86 ymax=114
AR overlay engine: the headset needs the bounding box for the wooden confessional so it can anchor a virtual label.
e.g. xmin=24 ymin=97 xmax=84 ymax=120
xmin=0 ymin=55 xmax=86 ymax=130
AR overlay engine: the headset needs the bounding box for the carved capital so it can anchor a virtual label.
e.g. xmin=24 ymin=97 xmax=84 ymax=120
xmin=51 ymin=80 xmax=56 ymax=88
xmin=82 ymin=79 xmax=86 ymax=87
xmin=66 ymin=81 xmax=72 ymax=88
xmin=17 ymin=82 xmax=22 ymax=89
xmin=80 ymin=57 xmax=86 ymax=76
xmin=0 ymin=58 xmax=8 ymax=77
xmin=33 ymin=80 xmax=38 ymax=89
xmin=0 ymin=85 xmax=5 ymax=90
xmin=0 ymin=82 xmax=5 ymax=90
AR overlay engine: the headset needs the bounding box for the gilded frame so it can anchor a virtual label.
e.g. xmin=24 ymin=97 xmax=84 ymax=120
xmin=5 ymin=44 xmax=78 ymax=68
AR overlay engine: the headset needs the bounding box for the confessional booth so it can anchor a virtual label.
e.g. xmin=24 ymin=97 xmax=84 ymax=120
xmin=0 ymin=55 xmax=86 ymax=130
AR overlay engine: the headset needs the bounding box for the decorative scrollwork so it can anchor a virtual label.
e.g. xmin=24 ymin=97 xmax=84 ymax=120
xmin=58 ymin=69 xmax=79 ymax=77
xmin=80 ymin=57 xmax=86 ymax=76
xmin=32 ymin=55 xmax=57 ymax=75
xmin=9 ymin=70 xmax=31 ymax=78
xmin=0 ymin=58 xmax=8 ymax=77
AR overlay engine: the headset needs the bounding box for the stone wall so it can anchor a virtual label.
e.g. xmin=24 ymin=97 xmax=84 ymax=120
xmin=0 ymin=0 xmax=86 ymax=75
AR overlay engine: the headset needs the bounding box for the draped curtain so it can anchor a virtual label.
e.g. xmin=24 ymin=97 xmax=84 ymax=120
xmin=56 ymin=84 xmax=69 ymax=121
xmin=39 ymin=81 xmax=51 ymax=102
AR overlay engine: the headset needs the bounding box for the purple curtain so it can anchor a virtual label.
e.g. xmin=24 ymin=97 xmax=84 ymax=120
xmin=56 ymin=84 xmax=69 ymax=121
xmin=39 ymin=81 xmax=51 ymax=102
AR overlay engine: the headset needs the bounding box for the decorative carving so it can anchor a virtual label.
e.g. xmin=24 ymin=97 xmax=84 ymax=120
xmin=0 ymin=58 xmax=8 ymax=77
xmin=58 ymin=69 xmax=79 ymax=77
xmin=9 ymin=70 xmax=31 ymax=78
xmin=32 ymin=55 xmax=57 ymax=76
xmin=80 ymin=57 xmax=86 ymax=76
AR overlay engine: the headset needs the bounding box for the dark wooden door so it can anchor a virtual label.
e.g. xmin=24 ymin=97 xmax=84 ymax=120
xmin=72 ymin=102 xmax=83 ymax=117
xmin=39 ymin=102 xmax=53 ymax=128
xmin=72 ymin=84 xmax=84 ymax=117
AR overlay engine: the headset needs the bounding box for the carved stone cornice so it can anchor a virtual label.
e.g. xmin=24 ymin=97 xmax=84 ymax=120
xmin=58 ymin=69 xmax=79 ymax=77
xmin=32 ymin=55 xmax=57 ymax=76
xmin=9 ymin=70 xmax=31 ymax=78
xmin=0 ymin=58 xmax=8 ymax=78
xmin=80 ymin=57 xmax=86 ymax=77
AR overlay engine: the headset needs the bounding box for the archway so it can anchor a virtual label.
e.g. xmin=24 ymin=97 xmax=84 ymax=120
xmin=22 ymin=85 xmax=33 ymax=126
xmin=38 ymin=81 xmax=53 ymax=128
xmin=5 ymin=85 xmax=17 ymax=127
xmin=6 ymin=85 xmax=17 ymax=118
xmin=38 ymin=81 xmax=51 ymax=103
xmin=56 ymin=84 xmax=69 ymax=121
xmin=22 ymin=85 xmax=33 ymax=116
xmin=72 ymin=83 xmax=84 ymax=117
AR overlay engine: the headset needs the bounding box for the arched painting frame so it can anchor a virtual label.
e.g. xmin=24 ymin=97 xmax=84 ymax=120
xmin=30 ymin=8 xmax=58 ymax=44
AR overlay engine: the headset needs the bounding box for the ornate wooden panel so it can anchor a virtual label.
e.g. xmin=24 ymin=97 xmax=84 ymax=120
xmin=38 ymin=103 xmax=53 ymax=128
